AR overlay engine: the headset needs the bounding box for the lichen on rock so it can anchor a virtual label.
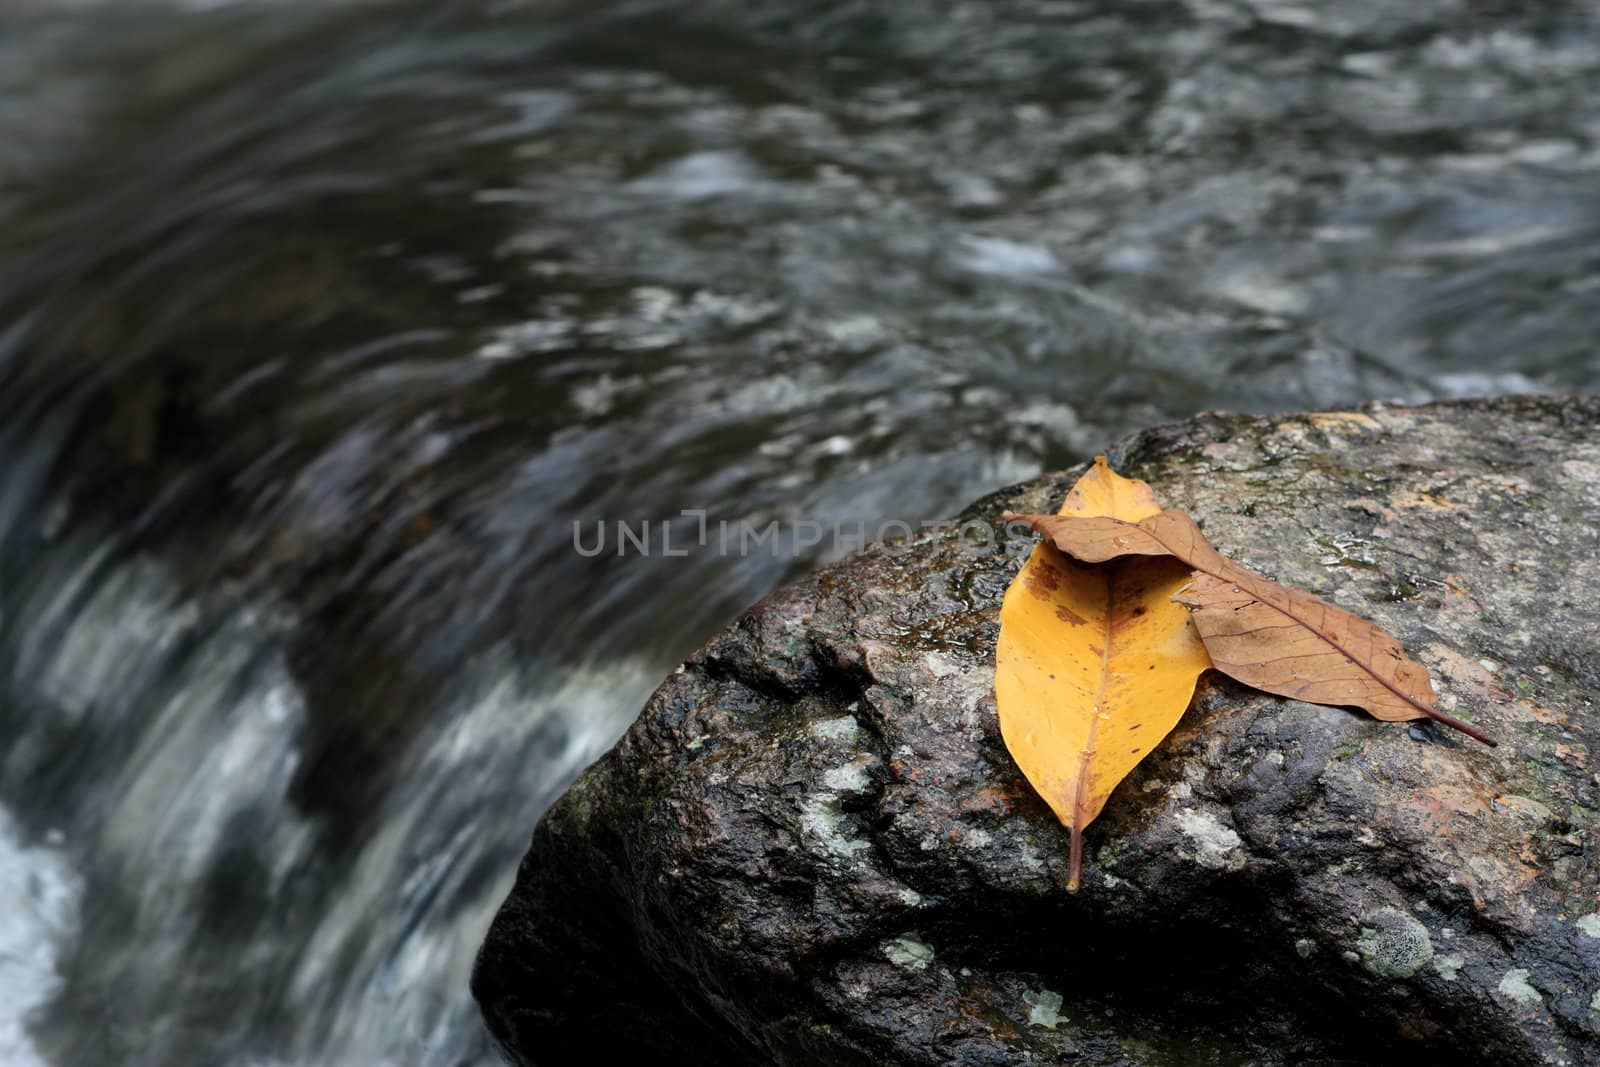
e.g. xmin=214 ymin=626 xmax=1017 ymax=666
xmin=1173 ymin=807 xmax=1244 ymax=870
xmin=1498 ymin=969 xmax=1543 ymax=1008
xmin=1023 ymin=989 xmax=1064 ymax=1030
xmin=1354 ymin=908 xmax=1433 ymax=979
xmin=882 ymin=934 xmax=934 ymax=972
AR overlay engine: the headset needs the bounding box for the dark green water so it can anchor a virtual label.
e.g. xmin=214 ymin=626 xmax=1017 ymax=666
xmin=0 ymin=1 xmax=1597 ymax=1064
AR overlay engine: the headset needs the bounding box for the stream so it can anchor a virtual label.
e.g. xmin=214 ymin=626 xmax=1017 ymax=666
xmin=1 ymin=1 xmax=1598 ymax=1064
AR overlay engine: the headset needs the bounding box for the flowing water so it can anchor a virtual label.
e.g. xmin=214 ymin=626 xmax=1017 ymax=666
xmin=1 ymin=1 xmax=1598 ymax=1063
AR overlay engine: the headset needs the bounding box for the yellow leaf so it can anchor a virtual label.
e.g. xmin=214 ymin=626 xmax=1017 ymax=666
xmin=995 ymin=457 xmax=1211 ymax=890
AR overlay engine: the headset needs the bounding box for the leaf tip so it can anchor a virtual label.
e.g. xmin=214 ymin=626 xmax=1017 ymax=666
xmin=1452 ymin=719 xmax=1498 ymax=747
xmin=1420 ymin=703 xmax=1498 ymax=746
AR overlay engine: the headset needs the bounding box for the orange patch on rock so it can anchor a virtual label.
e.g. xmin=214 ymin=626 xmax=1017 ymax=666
xmin=1392 ymin=488 xmax=1465 ymax=512
xmin=1530 ymin=705 xmax=1567 ymax=726
xmin=1440 ymin=579 xmax=1483 ymax=615
xmin=1378 ymin=749 xmax=1493 ymax=840
xmin=1425 ymin=644 xmax=1502 ymax=708
xmin=959 ymin=784 xmax=1016 ymax=817
xmin=1409 ymin=782 xmax=1493 ymax=838
xmin=1554 ymin=743 xmax=1587 ymax=766
xmin=1307 ymin=411 xmax=1383 ymax=435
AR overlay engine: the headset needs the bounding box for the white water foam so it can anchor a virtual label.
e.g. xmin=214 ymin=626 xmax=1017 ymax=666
xmin=0 ymin=808 xmax=82 ymax=1067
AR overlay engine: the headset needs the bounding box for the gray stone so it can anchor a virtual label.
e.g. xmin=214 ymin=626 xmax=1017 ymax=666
xmin=474 ymin=396 xmax=1600 ymax=1065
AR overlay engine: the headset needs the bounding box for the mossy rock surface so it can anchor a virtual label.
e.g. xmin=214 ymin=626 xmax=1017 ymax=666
xmin=475 ymin=396 xmax=1600 ymax=1066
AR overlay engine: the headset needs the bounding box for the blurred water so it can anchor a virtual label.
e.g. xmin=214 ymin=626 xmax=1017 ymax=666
xmin=0 ymin=1 xmax=1598 ymax=1064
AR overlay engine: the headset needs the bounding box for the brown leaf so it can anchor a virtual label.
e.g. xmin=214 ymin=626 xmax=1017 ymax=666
xmin=1002 ymin=507 xmax=1496 ymax=746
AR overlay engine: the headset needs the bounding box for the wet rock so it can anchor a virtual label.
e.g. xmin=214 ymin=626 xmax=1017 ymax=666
xmin=474 ymin=396 xmax=1600 ymax=1066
